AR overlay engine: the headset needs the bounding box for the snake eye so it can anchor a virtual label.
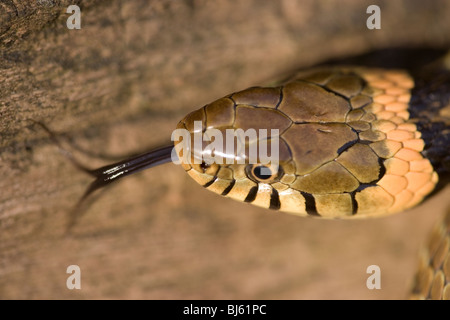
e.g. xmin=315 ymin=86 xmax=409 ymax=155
xmin=246 ymin=164 xmax=284 ymax=183
xmin=253 ymin=165 xmax=273 ymax=180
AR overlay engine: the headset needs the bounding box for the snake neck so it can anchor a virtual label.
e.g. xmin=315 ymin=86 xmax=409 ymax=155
xmin=409 ymin=65 xmax=450 ymax=183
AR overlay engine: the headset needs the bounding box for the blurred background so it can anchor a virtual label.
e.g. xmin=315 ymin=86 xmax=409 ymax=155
xmin=0 ymin=0 xmax=449 ymax=299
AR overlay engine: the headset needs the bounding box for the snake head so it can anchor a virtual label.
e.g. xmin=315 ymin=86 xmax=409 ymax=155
xmin=174 ymin=68 xmax=439 ymax=218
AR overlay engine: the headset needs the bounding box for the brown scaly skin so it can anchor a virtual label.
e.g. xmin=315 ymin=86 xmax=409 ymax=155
xmin=411 ymin=206 xmax=450 ymax=300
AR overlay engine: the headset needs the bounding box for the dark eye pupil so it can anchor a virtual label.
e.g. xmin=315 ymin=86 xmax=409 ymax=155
xmin=253 ymin=165 xmax=272 ymax=180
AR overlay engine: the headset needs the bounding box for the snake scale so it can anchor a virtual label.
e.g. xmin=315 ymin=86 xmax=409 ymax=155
xmin=63 ymin=49 xmax=450 ymax=299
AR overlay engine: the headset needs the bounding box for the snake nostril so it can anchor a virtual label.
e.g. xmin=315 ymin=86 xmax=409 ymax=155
xmin=200 ymin=161 xmax=210 ymax=172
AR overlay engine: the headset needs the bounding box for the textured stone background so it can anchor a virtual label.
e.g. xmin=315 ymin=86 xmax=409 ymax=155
xmin=0 ymin=0 xmax=449 ymax=299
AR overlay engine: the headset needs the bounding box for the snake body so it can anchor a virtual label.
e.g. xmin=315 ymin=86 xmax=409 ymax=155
xmin=411 ymin=207 xmax=450 ymax=300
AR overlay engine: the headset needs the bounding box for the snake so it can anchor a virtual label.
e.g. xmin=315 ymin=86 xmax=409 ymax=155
xmin=64 ymin=48 xmax=450 ymax=299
